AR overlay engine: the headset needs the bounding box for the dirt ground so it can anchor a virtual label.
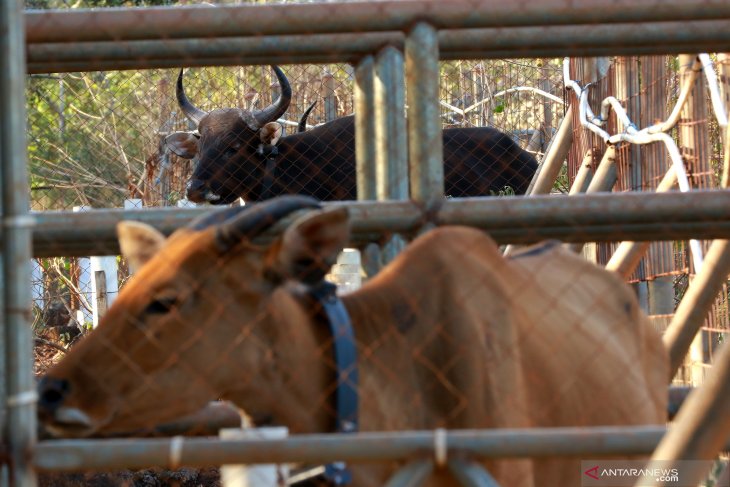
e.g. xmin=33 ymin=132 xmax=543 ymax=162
xmin=38 ymin=468 xmax=221 ymax=487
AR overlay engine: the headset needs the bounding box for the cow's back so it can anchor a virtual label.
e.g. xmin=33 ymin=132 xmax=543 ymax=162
xmin=276 ymin=116 xmax=357 ymax=200
xmin=442 ymin=127 xmax=538 ymax=196
xmin=277 ymin=120 xmax=537 ymax=199
xmin=355 ymin=229 xmax=666 ymax=487
xmin=506 ymin=241 xmax=668 ymax=486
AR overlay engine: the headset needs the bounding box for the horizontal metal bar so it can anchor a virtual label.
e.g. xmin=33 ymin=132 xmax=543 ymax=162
xmin=27 ymin=55 xmax=355 ymax=74
xmin=25 ymin=20 xmax=730 ymax=73
xmin=33 ymin=426 xmax=730 ymax=472
xmin=25 ymin=0 xmax=730 ymax=44
xmin=27 ymin=45 xmax=730 ymax=74
xmin=35 ymin=386 xmax=695 ymax=439
xmin=30 ymin=201 xmax=423 ymax=257
xmin=437 ymin=191 xmax=730 ymax=228
xmin=28 ymin=191 xmax=730 ymax=257
xmin=27 ymin=31 xmax=399 ymax=63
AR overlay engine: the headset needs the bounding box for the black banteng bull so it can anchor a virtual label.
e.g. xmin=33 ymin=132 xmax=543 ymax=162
xmin=166 ymin=66 xmax=538 ymax=205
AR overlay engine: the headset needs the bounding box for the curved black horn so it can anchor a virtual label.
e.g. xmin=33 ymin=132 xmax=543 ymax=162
xmin=297 ymin=100 xmax=317 ymax=133
xmin=215 ymin=196 xmax=321 ymax=252
xmin=253 ymin=66 xmax=292 ymax=127
xmin=176 ymin=68 xmax=208 ymax=126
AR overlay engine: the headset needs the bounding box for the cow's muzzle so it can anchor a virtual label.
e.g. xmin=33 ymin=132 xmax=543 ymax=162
xmin=186 ymin=179 xmax=221 ymax=204
xmin=37 ymin=376 xmax=94 ymax=436
xmin=38 ymin=376 xmax=70 ymax=415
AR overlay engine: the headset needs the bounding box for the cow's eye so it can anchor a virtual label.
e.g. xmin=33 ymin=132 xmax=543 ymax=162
xmin=224 ymin=144 xmax=240 ymax=157
xmin=144 ymin=297 xmax=178 ymax=315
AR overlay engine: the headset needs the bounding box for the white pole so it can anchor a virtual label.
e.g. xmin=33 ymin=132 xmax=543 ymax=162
xmin=31 ymin=259 xmax=44 ymax=311
xmin=73 ymin=205 xmax=92 ymax=326
xmin=89 ymin=255 xmax=118 ymax=328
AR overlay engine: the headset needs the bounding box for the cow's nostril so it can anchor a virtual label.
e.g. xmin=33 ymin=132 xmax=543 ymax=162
xmin=37 ymin=377 xmax=70 ymax=412
xmin=41 ymin=388 xmax=63 ymax=405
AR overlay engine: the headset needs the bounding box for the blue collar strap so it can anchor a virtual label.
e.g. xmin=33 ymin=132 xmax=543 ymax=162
xmin=308 ymin=280 xmax=358 ymax=485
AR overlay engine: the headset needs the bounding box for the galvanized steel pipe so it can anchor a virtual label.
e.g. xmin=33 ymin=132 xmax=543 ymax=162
xmin=24 ymin=1 xmax=730 ymax=43
xmin=25 ymin=20 xmax=730 ymax=74
xmin=1 ymin=2 xmax=37 ymax=486
xmin=374 ymin=46 xmax=408 ymax=263
xmin=32 ymin=426 xmax=730 ymax=472
xmin=374 ymin=46 xmax=408 ymax=202
xmin=28 ymin=46 xmax=730 ymax=75
xmin=26 ymin=191 xmax=730 ymax=257
xmin=355 ymin=56 xmax=377 ymax=201
xmin=25 ymin=21 xmax=730 ymax=64
xmin=406 ymin=22 xmax=444 ymax=211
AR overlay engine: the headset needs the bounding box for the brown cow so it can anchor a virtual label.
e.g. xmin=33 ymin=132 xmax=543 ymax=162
xmin=37 ymin=196 xmax=667 ymax=487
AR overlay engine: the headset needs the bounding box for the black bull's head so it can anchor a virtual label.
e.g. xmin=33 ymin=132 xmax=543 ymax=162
xmin=167 ymin=67 xmax=539 ymax=205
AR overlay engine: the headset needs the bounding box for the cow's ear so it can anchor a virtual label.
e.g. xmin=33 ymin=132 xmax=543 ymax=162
xmin=259 ymin=122 xmax=282 ymax=146
xmin=117 ymin=221 xmax=167 ymax=274
xmin=272 ymin=207 xmax=350 ymax=284
xmin=164 ymin=132 xmax=199 ymax=159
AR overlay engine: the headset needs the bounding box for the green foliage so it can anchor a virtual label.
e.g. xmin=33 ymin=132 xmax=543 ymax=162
xmin=489 ymin=186 xmax=516 ymax=197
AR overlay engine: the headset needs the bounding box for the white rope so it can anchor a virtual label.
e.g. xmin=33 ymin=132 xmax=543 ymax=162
xmin=3 ymin=215 xmax=36 ymax=229
xmin=7 ymin=390 xmax=38 ymax=408
xmin=169 ymin=435 xmax=185 ymax=469
xmin=433 ymin=428 xmax=447 ymax=467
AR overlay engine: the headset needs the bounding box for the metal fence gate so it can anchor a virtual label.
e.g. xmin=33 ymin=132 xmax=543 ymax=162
xmin=2 ymin=1 xmax=730 ymax=486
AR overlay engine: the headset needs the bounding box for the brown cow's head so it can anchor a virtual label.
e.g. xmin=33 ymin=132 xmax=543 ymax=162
xmin=167 ymin=66 xmax=290 ymax=205
xmin=37 ymin=196 xmax=350 ymax=437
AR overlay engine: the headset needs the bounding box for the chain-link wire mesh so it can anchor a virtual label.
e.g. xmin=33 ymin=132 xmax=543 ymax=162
xmin=24 ymin=1 xmax=730 ymax=486
xmin=30 ymin=59 xmax=562 ymax=373
xmin=564 ymin=55 xmax=729 ymax=387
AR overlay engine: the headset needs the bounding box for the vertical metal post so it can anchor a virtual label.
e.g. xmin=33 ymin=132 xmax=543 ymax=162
xmin=354 ymin=56 xmax=380 ymax=277
xmin=375 ymin=46 xmax=408 ymax=263
xmin=405 ymin=22 xmax=444 ymax=212
xmin=375 ymin=46 xmax=408 ymax=202
xmin=1 ymin=1 xmax=37 ymax=486
xmin=355 ymin=55 xmax=377 ymax=201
